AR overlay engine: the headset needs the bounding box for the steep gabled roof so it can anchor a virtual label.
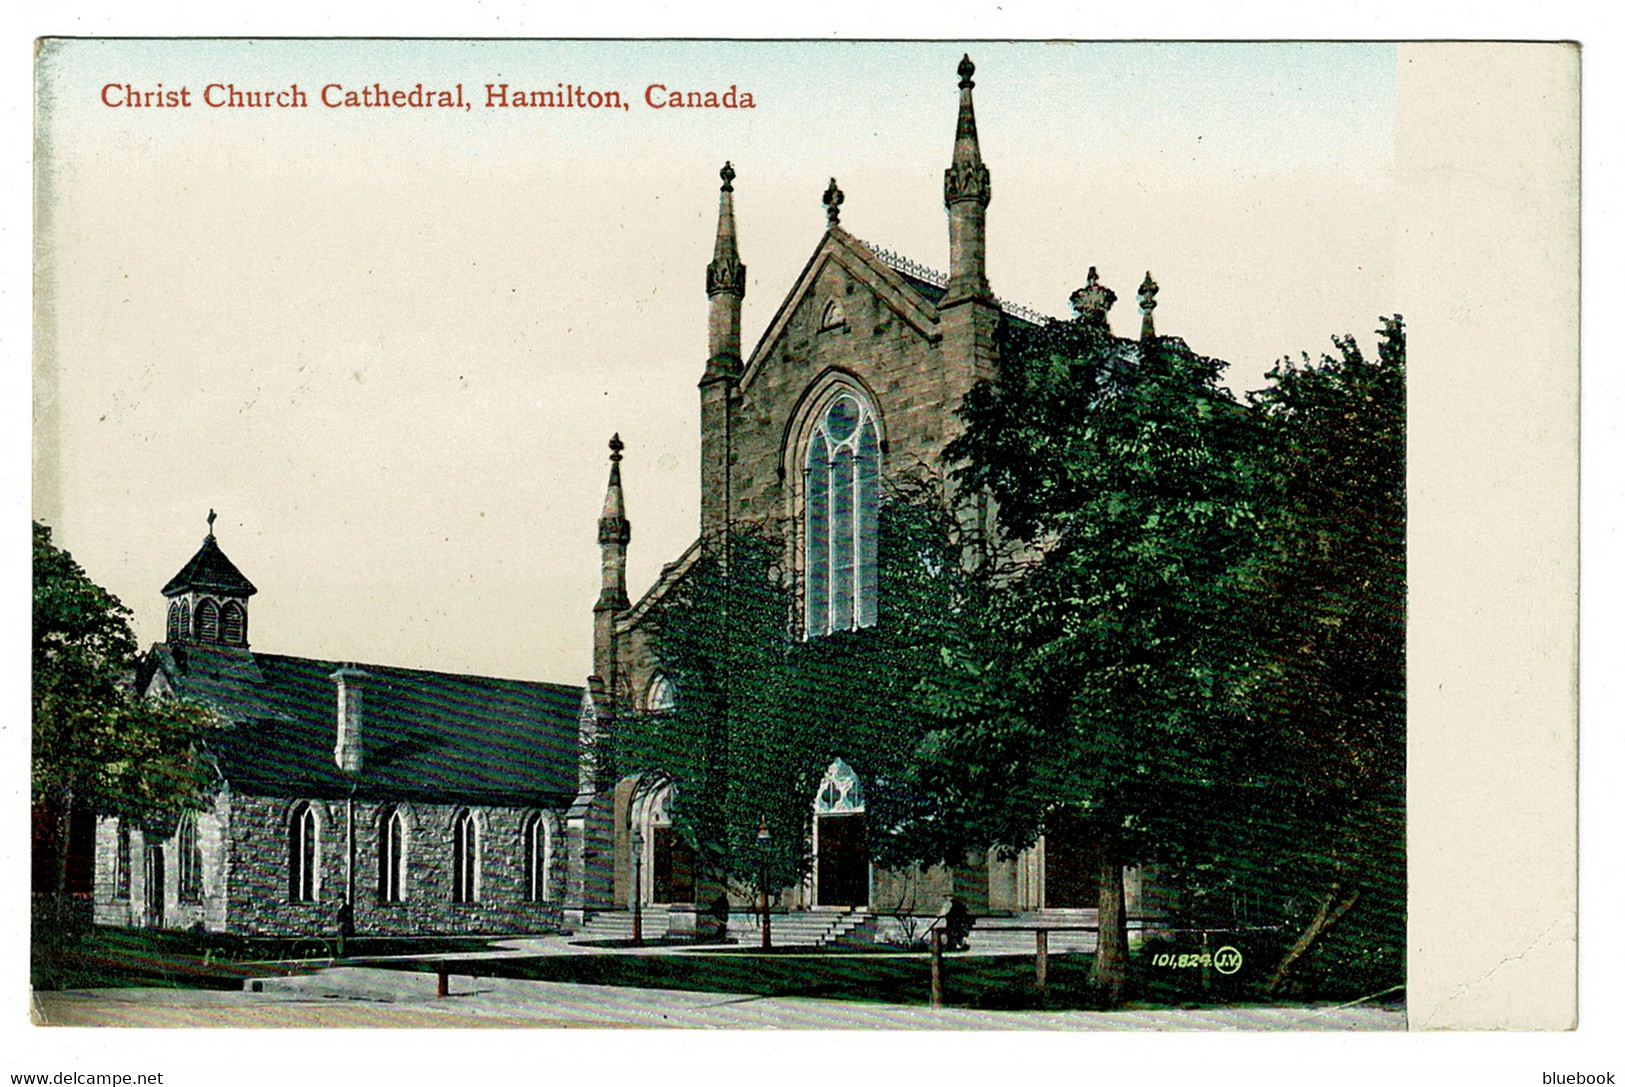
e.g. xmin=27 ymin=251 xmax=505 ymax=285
xmin=152 ymin=643 xmax=581 ymax=806
xmin=161 ymin=535 xmax=258 ymax=598
xmin=738 ymin=227 xmax=944 ymax=391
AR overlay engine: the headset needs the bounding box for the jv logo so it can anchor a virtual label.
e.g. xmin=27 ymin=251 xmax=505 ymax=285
xmin=1213 ymin=945 xmax=1243 ymax=975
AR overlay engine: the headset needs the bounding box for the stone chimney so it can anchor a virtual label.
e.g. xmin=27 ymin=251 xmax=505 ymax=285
xmin=330 ymin=666 xmax=369 ymax=776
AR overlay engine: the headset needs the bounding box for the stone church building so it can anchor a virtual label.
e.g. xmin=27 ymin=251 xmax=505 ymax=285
xmin=93 ymin=56 xmax=1156 ymax=940
xmin=93 ymin=520 xmax=583 ymax=936
xmin=563 ymin=56 xmax=1155 ymax=938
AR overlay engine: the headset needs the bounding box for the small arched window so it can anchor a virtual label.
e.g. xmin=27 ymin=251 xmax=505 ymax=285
xmin=220 ymin=602 xmax=246 ymax=646
xmin=523 ymin=813 xmax=553 ymax=903
xmin=114 ymin=822 xmax=131 ymax=900
xmin=166 ymin=602 xmax=183 ymax=641
xmin=821 ymin=299 xmax=847 ymax=330
xmin=815 ymin=758 xmax=867 ymax=814
xmin=451 ymin=809 xmax=479 ymax=904
xmin=195 ymin=599 xmax=220 ymax=643
xmin=379 ymin=807 xmax=407 ymax=903
xmin=289 ymin=802 xmax=319 ymax=903
xmin=177 ymin=811 xmax=203 ymax=903
xmin=804 ymin=393 xmax=880 ymax=636
xmin=646 ymin=674 xmax=676 ymax=715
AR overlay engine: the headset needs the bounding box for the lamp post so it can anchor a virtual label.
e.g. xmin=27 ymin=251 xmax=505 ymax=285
xmin=756 ymin=817 xmax=772 ymax=950
xmin=631 ymin=824 xmax=644 ymax=946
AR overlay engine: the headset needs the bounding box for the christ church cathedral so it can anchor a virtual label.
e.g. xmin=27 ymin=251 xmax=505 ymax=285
xmin=94 ymin=57 xmax=1160 ymax=942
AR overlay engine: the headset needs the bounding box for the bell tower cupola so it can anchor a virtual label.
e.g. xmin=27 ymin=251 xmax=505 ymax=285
xmin=162 ymin=510 xmax=257 ymax=648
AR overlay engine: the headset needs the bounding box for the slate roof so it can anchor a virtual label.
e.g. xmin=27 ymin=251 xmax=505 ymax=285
xmin=161 ymin=535 xmax=259 ymax=598
xmin=149 ymin=643 xmax=581 ymax=806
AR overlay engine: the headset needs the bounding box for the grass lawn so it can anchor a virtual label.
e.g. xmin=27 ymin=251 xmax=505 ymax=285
xmin=31 ymin=924 xmax=501 ymax=991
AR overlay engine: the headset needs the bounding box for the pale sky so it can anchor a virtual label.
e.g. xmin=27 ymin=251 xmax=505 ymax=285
xmin=35 ymin=40 xmax=1396 ymax=684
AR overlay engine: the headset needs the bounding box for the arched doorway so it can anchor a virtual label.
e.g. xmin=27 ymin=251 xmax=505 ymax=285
xmin=631 ymin=781 xmax=695 ymax=906
xmin=813 ymin=759 xmax=869 ymax=907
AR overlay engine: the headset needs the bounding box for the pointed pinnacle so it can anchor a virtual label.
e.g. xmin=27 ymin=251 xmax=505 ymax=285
xmin=823 ymin=178 xmax=844 ymax=226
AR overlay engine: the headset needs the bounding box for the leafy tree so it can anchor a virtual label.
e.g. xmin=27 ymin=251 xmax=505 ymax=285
xmin=1227 ymin=316 xmax=1406 ymax=998
xmin=609 ymin=481 xmax=971 ymax=900
xmin=921 ymin=318 xmax=1261 ymax=1004
xmin=32 ymin=522 xmax=214 ymax=902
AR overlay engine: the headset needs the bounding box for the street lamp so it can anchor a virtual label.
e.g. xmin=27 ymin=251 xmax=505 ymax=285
xmin=756 ymin=817 xmax=772 ymax=950
xmin=631 ymin=824 xmax=644 ymax=946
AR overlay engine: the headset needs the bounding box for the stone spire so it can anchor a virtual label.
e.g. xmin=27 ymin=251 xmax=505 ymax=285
xmin=594 ymin=435 xmax=630 ymax=703
xmin=1070 ymin=267 xmax=1117 ymax=332
xmin=705 ymin=162 xmax=745 ymax=381
xmin=1138 ymin=271 xmax=1159 ymax=340
xmin=700 ymin=164 xmax=742 ymax=540
xmin=942 ymin=53 xmax=992 ymax=305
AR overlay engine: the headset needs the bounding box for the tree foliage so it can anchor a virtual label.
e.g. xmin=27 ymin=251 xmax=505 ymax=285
xmin=1227 ymin=316 xmax=1407 ymax=997
xmin=609 ymin=481 xmax=971 ymax=894
xmin=33 ymin=522 xmax=213 ymax=834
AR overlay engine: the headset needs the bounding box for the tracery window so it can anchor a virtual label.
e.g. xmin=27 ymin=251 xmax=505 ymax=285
xmin=815 ymin=758 xmax=867 ymax=815
xmin=177 ymin=811 xmax=203 ymax=903
xmin=451 ymin=809 xmax=479 ymax=904
xmin=379 ymin=806 xmax=407 ymax=903
xmin=804 ymin=393 xmax=880 ymax=636
xmin=289 ymin=802 xmax=319 ymax=903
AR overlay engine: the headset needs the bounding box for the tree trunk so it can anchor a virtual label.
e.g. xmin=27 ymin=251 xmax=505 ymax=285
xmin=1089 ymin=831 xmax=1130 ymax=1005
xmin=1266 ymin=882 xmax=1361 ymax=995
xmin=53 ymin=785 xmax=75 ymax=928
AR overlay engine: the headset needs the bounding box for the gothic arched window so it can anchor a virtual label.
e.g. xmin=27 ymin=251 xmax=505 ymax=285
xmin=115 ymin=822 xmax=131 ymax=900
xmin=451 ymin=809 xmax=479 ymax=904
xmin=167 ymin=602 xmax=183 ymax=641
xmin=646 ymin=674 xmax=676 ymax=715
xmin=289 ymin=802 xmax=319 ymax=903
xmin=804 ymin=393 xmax=880 ymax=636
xmin=221 ymin=601 xmax=246 ymax=646
xmin=523 ymin=812 xmax=553 ymax=903
xmin=195 ymin=599 xmax=220 ymax=643
xmin=379 ymin=806 xmax=407 ymax=903
xmin=177 ymin=811 xmax=203 ymax=903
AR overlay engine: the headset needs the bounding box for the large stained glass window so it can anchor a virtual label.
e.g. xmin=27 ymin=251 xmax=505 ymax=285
xmin=804 ymin=394 xmax=880 ymax=636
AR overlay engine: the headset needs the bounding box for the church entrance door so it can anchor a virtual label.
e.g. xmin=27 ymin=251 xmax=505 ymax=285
xmin=143 ymin=844 xmax=165 ymax=928
xmin=651 ymin=826 xmax=695 ymax=904
xmin=816 ymin=813 xmax=869 ymax=907
xmin=1043 ymin=809 xmax=1098 ymax=909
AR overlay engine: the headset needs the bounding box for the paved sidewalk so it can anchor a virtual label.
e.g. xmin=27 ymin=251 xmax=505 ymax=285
xmin=33 ymin=965 xmax=1406 ymax=1030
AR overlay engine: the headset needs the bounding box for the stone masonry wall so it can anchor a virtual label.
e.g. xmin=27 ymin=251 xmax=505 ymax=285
xmin=91 ymin=794 xmax=230 ymax=932
xmin=729 ymin=254 xmax=961 ymax=536
xmin=223 ymin=794 xmax=567 ymax=937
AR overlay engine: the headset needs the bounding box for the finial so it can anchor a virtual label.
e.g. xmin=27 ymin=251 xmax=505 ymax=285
xmin=720 ymin=161 xmax=735 ymax=193
xmin=958 ymin=54 xmax=976 ymax=90
xmin=608 ymin=433 xmax=624 ymax=462
xmin=1139 ymin=271 xmax=1158 ymax=297
xmin=823 ymin=178 xmax=844 ymax=226
xmin=206 ymin=509 xmax=217 ymax=538
xmin=1070 ymin=267 xmax=1117 ymax=329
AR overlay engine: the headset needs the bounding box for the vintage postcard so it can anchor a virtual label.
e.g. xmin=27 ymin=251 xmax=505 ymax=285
xmin=25 ymin=37 xmax=1578 ymax=1057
